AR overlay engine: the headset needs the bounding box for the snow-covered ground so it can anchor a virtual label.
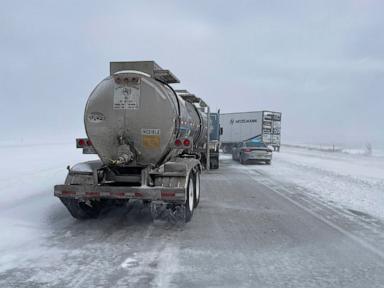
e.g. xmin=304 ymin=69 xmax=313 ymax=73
xmin=2 ymin=141 xmax=382 ymax=218
xmin=0 ymin=142 xmax=96 ymax=208
xmin=1 ymin=142 xmax=384 ymax=286
xmin=0 ymin=143 xmax=95 ymax=270
xmin=230 ymin=146 xmax=384 ymax=220
xmin=284 ymin=143 xmax=384 ymax=157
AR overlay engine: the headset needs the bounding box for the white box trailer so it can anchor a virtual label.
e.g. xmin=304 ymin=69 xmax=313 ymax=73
xmin=220 ymin=111 xmax=282 ymax=153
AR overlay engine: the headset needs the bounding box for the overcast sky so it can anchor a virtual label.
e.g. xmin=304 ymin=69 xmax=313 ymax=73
xmin=1 ymin=0 xmax=383 ymax=146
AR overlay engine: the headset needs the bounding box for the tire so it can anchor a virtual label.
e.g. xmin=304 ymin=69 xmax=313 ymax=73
xmin=240 ymin=155 xmax=245 ymax=165
xmin=193 ymin=171 xmax=201 ymax=208
xmin=185 ymin=174 xmax=195 ymax=222
xmin=266 ymin=160 xmax=271 ymax=165
xmin=210 ymin=157 xmax=219 ymax=169
xmin=60 ymin=198 xmax=104 ymax=220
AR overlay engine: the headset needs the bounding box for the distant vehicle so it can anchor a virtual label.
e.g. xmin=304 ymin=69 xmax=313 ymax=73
xmin=220 ymin=111 xmax=282 ymax=153
xmin=232 ymin=139 xmax=273 ymax=165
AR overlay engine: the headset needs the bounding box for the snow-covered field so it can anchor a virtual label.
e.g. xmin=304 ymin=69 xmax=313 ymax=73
xmin=0 ymin=143 xmax=97 ymax=272
xmin=284 ymin=143 xmax=384 ymax=157
xmin=0 ymin=142 xmax=96 ymax=208
xmin=231 ymin=146 xmax=384 ymax=220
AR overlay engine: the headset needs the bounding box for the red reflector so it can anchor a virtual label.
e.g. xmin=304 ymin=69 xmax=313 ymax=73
xmin=134 ymin=192 xmax=143 ymax=197
xmin=183 ymin=138 xmax=191 ymax=146
xmin=78 ymin=139 xmax=85 ymax=146
xmin=86 ymin=192 xmax=100 ymax=197
xmin=112 ymin=192 xmax=125 ymax=197
xmin=62 ymin=190 xmax=76 ymax=196
xmin=161 ymin=191 xmax=176 ymax=197
xmin=86 ymin=140 xmax=92 ymax=146
xmin=243 ymin=148 xmax=252 ymax=152
xmin=175 ymin=139 xmax=182 ymax=146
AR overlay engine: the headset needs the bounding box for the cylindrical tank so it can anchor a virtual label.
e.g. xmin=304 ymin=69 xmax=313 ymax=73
xmin=84 ymin=70 xmax=207 ymax=167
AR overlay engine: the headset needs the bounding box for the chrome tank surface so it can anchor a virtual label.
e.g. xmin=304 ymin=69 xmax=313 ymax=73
xmin=84 ymin=71 xmax=206 ymax=167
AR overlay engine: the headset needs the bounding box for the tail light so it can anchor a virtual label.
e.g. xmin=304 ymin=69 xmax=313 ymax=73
xmin=78 ymin=139 xmax=85 ymax=147
xmin=114 ymin=76 xmax=140 ymax=85
xmin=77 ymin=138 xmax=93 ymax=148
xmin=174 ymin=137 xmax=192 ymax=149
xmin=183 ymin=139 xmax=191 ymax=146
xmin=243 ymin=148 xmax=252 ymax=152
xmin=76 ymin=138 xmax=96 ymax=154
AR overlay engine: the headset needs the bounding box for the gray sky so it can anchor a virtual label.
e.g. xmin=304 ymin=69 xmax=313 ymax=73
xmin=1 ymin=0 xmax=383 ymax=146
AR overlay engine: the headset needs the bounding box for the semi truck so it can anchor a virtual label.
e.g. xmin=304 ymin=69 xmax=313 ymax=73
xmin=54 ymin=61 xmax=215 ymax=222
xmin=208 ymin=111 xmax=221 ymax=169
xmin=220 ymin=111 xmax=282 ymax=153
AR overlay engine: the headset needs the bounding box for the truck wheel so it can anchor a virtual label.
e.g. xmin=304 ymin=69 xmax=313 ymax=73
xmin=60 ymin=198 xmax=104 ymax=220
xmin=210 ymin=158 xmax=219 ymax=169
xmin=185 ymin=174 xmax=194 ymax=222
xmin=193 ymin=171 xmax=200 ymax=208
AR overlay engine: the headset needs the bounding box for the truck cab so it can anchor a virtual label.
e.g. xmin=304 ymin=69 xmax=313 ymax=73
xmin=208 ymin=112 xmax=221 ymax=169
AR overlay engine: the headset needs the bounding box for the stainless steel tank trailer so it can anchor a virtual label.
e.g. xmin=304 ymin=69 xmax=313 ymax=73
xmin=54 ymin=61 xmax=215 ymax=222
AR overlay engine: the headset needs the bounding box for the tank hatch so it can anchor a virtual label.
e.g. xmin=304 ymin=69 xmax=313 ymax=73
xmin=110 ymin=61 xmax=180 ymax=84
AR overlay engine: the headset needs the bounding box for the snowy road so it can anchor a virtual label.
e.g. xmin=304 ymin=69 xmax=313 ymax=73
xmin=1 ymin=145 xmax=384 ymax=287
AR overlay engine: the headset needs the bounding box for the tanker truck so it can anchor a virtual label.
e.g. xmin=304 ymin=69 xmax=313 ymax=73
xmin=54 ymin=61 xmax=214 ymax=222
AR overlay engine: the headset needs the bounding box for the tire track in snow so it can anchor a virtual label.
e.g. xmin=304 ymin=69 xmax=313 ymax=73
xmin=247 ymin=169 xmax=384 ymax=262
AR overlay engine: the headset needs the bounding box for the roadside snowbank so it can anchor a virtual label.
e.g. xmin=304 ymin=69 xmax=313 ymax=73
xmin=236 ymin=146 xmax=384 ymax=220
xmin=283 ymin=143 xmax=384 ymax=158
xmin=0 ymin=143 xmax=96 ymax=208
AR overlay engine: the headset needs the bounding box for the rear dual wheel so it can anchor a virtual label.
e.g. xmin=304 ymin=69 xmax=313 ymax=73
xmin=185 ymin=170 xmax=201 ymax=222
xmin=185 ymin=175 xmax=194 ymax=222
xmin=194 ymin=171 xmax=200 ymax=208
xmin=210 ymin=158 xmax=219 ymax=169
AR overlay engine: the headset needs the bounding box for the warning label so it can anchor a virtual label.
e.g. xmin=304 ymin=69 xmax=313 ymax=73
xmin=143 ymin=135 xmax=161 ymax=149
xmin=113 ymin=85 xmax=140 ymax=110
